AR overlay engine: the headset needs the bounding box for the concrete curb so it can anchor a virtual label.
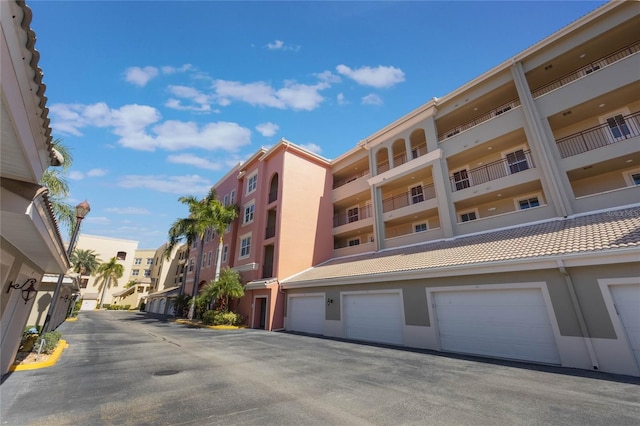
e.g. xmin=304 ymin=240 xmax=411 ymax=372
xmin=174 ymin=319 xmax=246 ymax=330
xmin=65 ymin=317 xmax=78 ymax=322
xmin=9 ymin=340 xmax=69 ymax=372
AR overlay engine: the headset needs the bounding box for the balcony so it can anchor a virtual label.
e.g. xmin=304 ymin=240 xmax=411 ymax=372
xmin=265 ymin=225 xmax=276 ymax=239
xmin=556 ymin=111 xmax=640 ymax=159
xmin=449 ymin=150 xmax=535 ymax=192
xmin=531 ymin=40 xmax=640 ymax=99
xmin=382 ymin=184 xmax=436 ymax=213
xmin=334 ymin=204 xmax=373 ymax=227
xmin=438 ymin=99 xmax=521 ymax=141
xmin=268 ymin=190 xmax=277 ymax=204
xmin=333 ymin=170 xmax=370 ymax=189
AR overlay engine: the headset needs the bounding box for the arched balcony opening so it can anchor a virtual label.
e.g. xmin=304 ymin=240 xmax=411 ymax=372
xmin=409 ymin=129 xmax=427 ymax=159
xmin=392 ymin=139 xmax=407 ymax=168
xmin=268 ymin=173 xmax=279 ymax=203
xmin=376 ymin=148 xmax=390 ymax=174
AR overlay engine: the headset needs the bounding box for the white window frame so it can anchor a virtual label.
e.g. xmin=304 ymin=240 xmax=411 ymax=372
xmin=207 ymin=251 xmax=212 ymax=267
xmin=132 ymin=269 xmax=139 ymax=276
xmin=230 ymin=189 xmax=236 ymax=204
xmin=451 ymin=166 xmax=471 ymax=191
xmin=413 ymin=222 xmax=428 ymax=233
xmin=243 ymin=201 xmax=255 ymax=224
xmin=144 ymin=269 xmax=151 ymax=277
xmin=501 ymin=144 xmax=530 ymax=176
xmin=222 ymin=245 xmax=229 ymax=263
xmin=623 ymin=167 xmax=640 ymax=187
xmin=247 ymin=172 xmax=258 ymax=195
xmin=599 ymin=108 xmax=631 ymax=143
xmin=348 ymin=238 xmax=360 ymax=247
xmin=239 ymin=233 xmax=252 ymax=259
xmin=347 ymin=205 xmax=359 ymax=223
xmin=134 ymin=258 xmax=142 ymax=265
xmin=514 ymin=192 xmax=544 ymax=211
xmin=409 ymin=182 xmax=425 ymax=204
xmin=459 ymin=208 xmax=479 ymax=223
xmin=146 ymin=258 xmax=153 ymax=265
xmin=223 ymin=194 xmax=229 ymax=206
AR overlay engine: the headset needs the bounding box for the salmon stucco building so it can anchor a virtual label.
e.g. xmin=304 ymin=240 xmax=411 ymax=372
xmin=187 ymin=0 xmax=639 ymax=377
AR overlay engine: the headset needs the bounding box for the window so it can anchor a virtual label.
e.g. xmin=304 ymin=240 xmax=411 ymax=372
xmin=80 ymin=278 xmax=88 ymax=289
xmin=201 ymin=254 xmax=207 ymax=268
xmin=116 ymin=251 xmax=127 ymax=260
xmin=240 ymin=236 xmax=252 ymax=258
xmin=506 ymin=149 xmax=529 ymax=174
xmin=146 ymin=258 xmax=153 ymax=265
xmin=207 ymin=251 xmax=212 ymax=267
xmin=134 ymin=258 xmax=142 ymax=265
xmin=244 ymin=203 xmax=255 ymax=224
xmin=144 ymin=269 xmax=151 ymax=277
xmin=223 ymin=194 xmax=229 ymax=206
xmin=222 ymin=245 xmax=229 ymax=263
xmin=460 ymin=211 xmax=477 ymax=222
xmin=631 ymin=172 xmax=640 ymax=186
xmin=518 ymin=197 xmax=540 ymax=210
xmin=132 ymin=269 xmax=139 ymax=276
xmin=453 ymin=169 xmax=470 ymax=191
xmin=225 ymin=224 xmax=231 ymax=233
xmin=414 ymin=223 xmax=428 ymax=233
xmin=347 ymin=207 xmax=359 ymax=223
xmin=348 ymin=238 xmax=360 ymax=247
xmin=606 ymin=114 xmax=631 ymax=140
xmin=247 ymin=173 xmax=258 ymax=194
xmin=230 ymin=189 xmax=236 ymax=204
xmin=137 ymin=286 xmax=144 ymax=293
xmin=189 ymin=259 xmax=194 ymax=272
xmin=623 ymin=169 xmax=640 ymax=187
xmin=410 ymin=185 xmax=424 ymax=204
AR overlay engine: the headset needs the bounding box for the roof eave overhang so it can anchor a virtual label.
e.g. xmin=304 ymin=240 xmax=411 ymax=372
xmin=280 ymin=248 xmax=639 ymax=290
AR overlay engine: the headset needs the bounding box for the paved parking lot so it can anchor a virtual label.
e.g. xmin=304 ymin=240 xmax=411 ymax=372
xmin=2 ymin=311 xmax=639 ymax=425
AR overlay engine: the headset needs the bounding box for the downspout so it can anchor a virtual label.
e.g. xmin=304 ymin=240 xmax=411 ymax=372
xmin=557 ymin=259 xmax=599 ymax=370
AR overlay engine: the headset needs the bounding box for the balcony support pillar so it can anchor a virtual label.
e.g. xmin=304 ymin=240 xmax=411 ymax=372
xmin=511 ymin=61 xmax=574 ymax=217
xmin=371 ymin=185 xmax=386 ymax=251
xmin=432 ymin=159 xmax=455 ymax=238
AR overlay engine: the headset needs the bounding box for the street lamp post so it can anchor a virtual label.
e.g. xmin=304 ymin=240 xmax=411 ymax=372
xmin=42 ymin=200 xmax=90 ymax=332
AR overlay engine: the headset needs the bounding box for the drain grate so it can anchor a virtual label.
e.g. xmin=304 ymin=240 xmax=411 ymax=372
xmin=153 ymin=369 xmax=180 ymax=376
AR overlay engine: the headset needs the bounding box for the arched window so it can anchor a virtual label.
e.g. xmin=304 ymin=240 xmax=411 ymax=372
xmin=268 ymin=173 xmax=279 ymax=203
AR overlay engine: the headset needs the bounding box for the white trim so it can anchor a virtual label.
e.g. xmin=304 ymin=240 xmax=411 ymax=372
xmin=514 ymin=192 xmax=544 ymax=211
xmin=246 ymin=171 xmax=258 ymax=195
xmin=451 ymin=165 xmax=472 ymax=191
xmin=243 ymin=200 xmax=255 ymax=225
xmin=413 ymin=221 xmax=428 ymax=233
xmin=623 ymin=167 xmax=640 ymax=187
xmin=598 ymin=107 xmax=632 ymax=144
xmin=238 ymin=232 xmax=252 ymax=260
xmin=458 ymin=208 xmax=479 ymax=223
xmin=500 ymin=144 xmax=530 ymax=176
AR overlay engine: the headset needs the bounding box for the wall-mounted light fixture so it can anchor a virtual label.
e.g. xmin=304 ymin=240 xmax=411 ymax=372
xmin=327 ymin=298 xmax=334 ymax=306
xmin=6 ymin=278 xmax=38 ymax=304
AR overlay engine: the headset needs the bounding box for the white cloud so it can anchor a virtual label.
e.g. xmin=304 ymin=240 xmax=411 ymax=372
xmin=125 ymin=66 xmax=159 ymax=87
xmin=85 ymin=216 xmax=112 ymax=225
xmin=167 ymin=154 xmax=222 ymax=171
xmin=105 ymin=207 xmax=151 ymax=215
xmin=117 ymin=174 xmax=213 ymax=195
xmin=165 ymin=85 xmax=212 ymax=112
xmin=49 ymin=102 xmax=251 ymax=152
xmin=300 ymin=143 xmax=322 ymax=154
xmin=362 ymin=93 xmax=383 ymax=105
xmin=256 ymin=122 xmax=279 ymax=137
xmin=214 ymin=79 xmax=328 ymax=111
xmin=87 ymin=168 xmax=108 ymax=177
xmin=68 ymin=171 xmax=84 ymax=181
xmin=337 ymin=93 xmax=347 ymax=105
xmin=161 ymin=64 xmax=193 ymax=74
xmin=316 ymin=70 xmax=341 ymax=84
xmin=266 ymin=40 xmax=300 ymax=52
xmin=336 ymin=64 xmax=405 ymax=88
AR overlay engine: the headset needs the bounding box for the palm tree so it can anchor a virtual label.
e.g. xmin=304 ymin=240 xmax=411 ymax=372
xmin=210 ymin=202 xmax=239 ymax=282
xmin=167 ymin=187 xmax=223 ymax=319
xmin=206 ymin=267 xmax=244 ymax=312
xmin=166 ymin=216 xmax=198 ymax=299
xmin=70 ymin=248 xmax=101 ymax=276
xmin=95 ymin=257 xmax=124 ymax=309
xmin=40 ymin=138 xmax=75 ymax=235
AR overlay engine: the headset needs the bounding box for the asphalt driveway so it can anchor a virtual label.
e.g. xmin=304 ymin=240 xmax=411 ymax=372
xmin=2 ymin=310 xmax=639 ymax=425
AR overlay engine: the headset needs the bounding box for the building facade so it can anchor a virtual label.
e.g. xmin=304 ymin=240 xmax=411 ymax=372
xmin=0 ymin=0 xmax=71 ymax=375
xmin=183 ymin=1 xmax=640 ymax=377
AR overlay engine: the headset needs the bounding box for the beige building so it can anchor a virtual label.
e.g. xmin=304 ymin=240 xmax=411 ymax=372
xmin=281 ymin=1 xmax=640 ymax=377
xmin=74 ymin=234 xmax=139 ymax=308
xmin=0 ymin=1 xmax=71 ymax=375
xmin=144 ymin=242 xmax=186 ymax=315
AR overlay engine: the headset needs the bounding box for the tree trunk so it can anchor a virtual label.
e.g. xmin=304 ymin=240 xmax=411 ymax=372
xmin=188 ymin=239 xmax=205 ymax=320
xmin=99 ymin=276 xmax=110 ymax=309
xmin=214 ymin=235 xmax=224 ymax=282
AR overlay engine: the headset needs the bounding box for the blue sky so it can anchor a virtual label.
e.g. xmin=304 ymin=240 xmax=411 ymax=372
xmin=29 ymin=0 xmax=605 ymax=249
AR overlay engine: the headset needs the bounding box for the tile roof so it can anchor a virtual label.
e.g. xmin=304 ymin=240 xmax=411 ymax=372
xmin=283 ymin=207 xmax=640 ymax=284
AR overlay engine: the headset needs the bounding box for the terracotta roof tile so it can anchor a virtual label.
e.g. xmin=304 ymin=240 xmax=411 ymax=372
xmin=283 ymin=207 xmax=640 ymax=284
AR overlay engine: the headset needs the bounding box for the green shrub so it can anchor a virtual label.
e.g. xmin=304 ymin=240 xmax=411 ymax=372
xmin=101 ymin=304 xmax=111 ymax=309
xmin=35 ymin=331 xmax=62 ymax=354
xmin=202 ymin=310 xmax=243 ymax=326
xmin=139 ymin=302 xmax=146 ymax=311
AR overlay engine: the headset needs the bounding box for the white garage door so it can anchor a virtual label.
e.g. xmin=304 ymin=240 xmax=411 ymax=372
xmin=343 ymin=293 xmax=404 ymax=345
xmin=288 ymin=295 xmax=324 ymax=335
xmin=435 ymin=288 xmax=560 ymax=364
xmin=610 ymin=284 xmax=640 ymax=369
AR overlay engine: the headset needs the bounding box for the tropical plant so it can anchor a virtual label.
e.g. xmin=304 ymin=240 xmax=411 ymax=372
xmin=95 ymin=257 xmax=124 ymax=309
xmin=204 ymin=267 xmax=244 ymax=312
xmin=166 ymin=216 xmax=198 ymax=298
xmin=172 ymin=294 xmax=191 ymax=317
xmin=167 ymin=187 xmax=230 ymax=319
xmin=209 ymin=201 xmax=239 ymax=282
xmin=70 ymin=248 xmax=101 ymax=276
xmin=124 ymin=280 xmax=139 ymax=289
xmin=40 ymin=138 xmax=75 ymax=235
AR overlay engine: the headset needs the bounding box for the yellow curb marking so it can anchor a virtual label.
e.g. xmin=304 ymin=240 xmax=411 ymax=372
xmin=9 ymin=340 xmax=69 ymax=372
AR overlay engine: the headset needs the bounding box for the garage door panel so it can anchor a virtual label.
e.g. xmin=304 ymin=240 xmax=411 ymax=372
xmin=289 ymin=295 xmax=324 ymax=335
xmin=610 ymin=284 xmax=640 ymax=368
xmin=344 ymin=293 xmax=404 ymax=345
xmin=435 ymin=288 xmax=560 ymax=365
